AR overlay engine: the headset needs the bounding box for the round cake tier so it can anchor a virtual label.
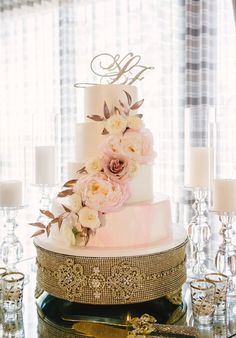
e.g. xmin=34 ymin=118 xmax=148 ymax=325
xmin=48 ymin=195 xmax=172 ymax=249
xmin=34 ymin=227 xmax=187 ymax=305
xmin=84 ymin=84 xmax=137 ymax=118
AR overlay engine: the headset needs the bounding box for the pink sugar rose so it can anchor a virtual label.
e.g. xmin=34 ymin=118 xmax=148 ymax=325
xmin=120 ymin=128 xmax=156 ymax=164
xmin=73 ymin=173 xmax=130 ymax=213
xmin=101 ymin=153 xmax=131 ymax=183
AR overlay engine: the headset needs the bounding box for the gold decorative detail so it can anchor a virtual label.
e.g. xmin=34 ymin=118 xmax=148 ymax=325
xmin=127 ymin=313 xmax=156 ymax=337
xmin=88 ymin=267 xmax=106 ymax=299
xmin=35 ymin=238 xmax=187 ymax=305
xmin=56 ymin=258 xmax=87 ymax=301
xmin=107 ymin=261 xmax=145 ymax=300
xmin=74 ymin=53 xmax=154 ymax=88
xmin=165 ymin=288 xmax=183 ymax=305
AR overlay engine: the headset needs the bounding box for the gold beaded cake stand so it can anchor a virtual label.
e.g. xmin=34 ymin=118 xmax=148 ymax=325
xmin=34 ymin=228 xmax=187 ymax=305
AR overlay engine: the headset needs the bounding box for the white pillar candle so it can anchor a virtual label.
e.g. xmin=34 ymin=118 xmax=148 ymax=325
xmin=35 ymin=146 xmax=56 ymax=185
xmin=0 ymin=180 xmax=22 ymax=207
xmin=188 ymin=147 xmax=210 ymax=189
xmin=213 ymin=179 xmax=236 ymax=213
xmin=67 ymin=162 xmax=81 ymax=179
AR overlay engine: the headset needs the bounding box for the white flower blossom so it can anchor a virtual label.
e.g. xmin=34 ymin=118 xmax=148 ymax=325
xmin=86 ymin=157 xmax=102 ymax=174
xmin=105 ymin=114 xmax=127 ymax=135
xmin=79 ymin=206 xmax=101 ymax=230
xmin=67 ymin=194 xmax=82 ymax=213
xmin=127 ymin=115 xmax=143 ymax=130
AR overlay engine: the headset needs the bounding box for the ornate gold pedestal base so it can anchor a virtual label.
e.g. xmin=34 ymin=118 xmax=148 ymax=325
xmin=35 ymin=239 xmax=187 ymax=305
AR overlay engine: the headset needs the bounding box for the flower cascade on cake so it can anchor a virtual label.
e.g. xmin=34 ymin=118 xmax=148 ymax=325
xmin=30 ymin=54 xmax=156 ymax=246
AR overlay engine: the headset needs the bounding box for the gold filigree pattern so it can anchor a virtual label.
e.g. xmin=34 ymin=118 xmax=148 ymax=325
xmin=56 ymin=258 xmax=87 ymax=301
xmin=107 ymin=261 xmax=145 ymax=300
xmin=35 ymin=238 xmax=188 ymax=304
xmin=88 ymin=267 xmax=106 ymax=299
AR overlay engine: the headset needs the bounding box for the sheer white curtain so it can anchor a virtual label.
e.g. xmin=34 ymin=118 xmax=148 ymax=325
xmin=0 ymin=1 xmax=60 ymax=187
xmin=0 ymin=0 xmax=185 ymax=201
xmin=215 ymin=0 xmax=236 ymax=177
xmin=216 ymin=0 xmax=236 ymax=119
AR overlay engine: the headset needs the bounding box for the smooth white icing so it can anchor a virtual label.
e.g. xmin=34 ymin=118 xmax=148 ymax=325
xmin=84 ymin=84 xmax=137 ymax=118
xmin=74 ymin=84 xmax=153 ymax=202
xmin=128 ymin=165 xmax=153 ymax=203
xmin=75 ymin=122 xmax=104 ymax=162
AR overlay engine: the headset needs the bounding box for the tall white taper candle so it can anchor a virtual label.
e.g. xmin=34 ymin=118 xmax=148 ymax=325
xmin=0 ymin=180 xmax=22 ymax=207
xmin=213 ymin=179 xmax=236 ymax=213
xmin=35 ymin=146 xmax=56 ymax=185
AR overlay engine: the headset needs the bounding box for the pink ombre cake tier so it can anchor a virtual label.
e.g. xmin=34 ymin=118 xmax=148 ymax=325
xmin=35 ymin=194 xmax=173 ymax=250
xmin=87 ymin=195 xmax=172 ymax=248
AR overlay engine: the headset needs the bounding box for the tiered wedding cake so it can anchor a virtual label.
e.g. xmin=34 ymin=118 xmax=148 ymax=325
xmin=33 ymin=54 xmax=187 ymax=305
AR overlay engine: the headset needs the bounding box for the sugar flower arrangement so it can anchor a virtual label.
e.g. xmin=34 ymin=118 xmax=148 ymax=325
xmin=30 ymin=91 xmax=156 ymax=246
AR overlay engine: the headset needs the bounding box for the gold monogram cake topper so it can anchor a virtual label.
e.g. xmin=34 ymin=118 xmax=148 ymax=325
xmin=74 ymin=53 xmax=154 ymax=88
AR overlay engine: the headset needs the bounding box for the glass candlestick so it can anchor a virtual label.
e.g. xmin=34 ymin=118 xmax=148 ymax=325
xmin=188 ymin=188 xmax=211 ymax=278
xmin=215 ymin=213 xmax=236 ymax=295
xmin=33 ymin=184 xmax=56 ymax=222
xmin=0 ymin=207 xmax=24 ymax=271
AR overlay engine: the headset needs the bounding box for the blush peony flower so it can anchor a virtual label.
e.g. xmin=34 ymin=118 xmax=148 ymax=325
xmin=127 ymin=115 xmax=143 ymax=130
xmin=120 ymin=128 xmax=156 ymax=164
xmin=100 ymin=134 xmax=122 ymax=155
xmin=74 ymin=173 xmax=130 ymax=213
xmin=105 ymin=114 xmax=127 ymax=135
xmin=85 ymin=157 xmax=102 ymax=174
xmin=78 ymin=206 xmax=100 ymax=230
xmin=101 ymin=153 xmax=131 ymax=183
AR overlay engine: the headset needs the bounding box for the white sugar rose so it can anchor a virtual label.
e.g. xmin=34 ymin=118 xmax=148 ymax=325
xmin=86 ymin=157 xmax=102 ymax=174
xmin=67 ymin=193 xmax=82 ymax=213
xmin=62 ymin=225 xmax=76 ymax=246
xmin=105 ymin=114 xmax=127 ymax=135
xmin=61 ymin=214 xmax=81 ymax=246
xmin=79 ymin=206 xmax=101 ymax=230
xmin=127 ymin=115 xmax=143 ymax=130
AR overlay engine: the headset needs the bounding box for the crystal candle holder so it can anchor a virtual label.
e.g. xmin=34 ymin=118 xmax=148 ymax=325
xmin=0 ymin=267 xmax=7 ymax=306
xmin=33 ymin=184 xmax=57 ymax=222
xmin=2 ymin=310 xmax=24 ymax=338
xmin=205 ymin=272 xmax=228 ymax=318
xmin=215 ymin=212 xmax=236 ymax=295
xmin=0 ymin=206 xmax=25 ymax=271
xmin=188 ymin=188 xmax=211 ymax=278
xmin=190 ymin=279 xmax=215 ymax=326
xmin=2 ymin=272 xmax=24 ymax=312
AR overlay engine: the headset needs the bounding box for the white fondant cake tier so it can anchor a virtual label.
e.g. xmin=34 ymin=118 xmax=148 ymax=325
xmin=128 ymin=165 xmax=153 ymax=203
xmin=37 ymin=194 xmax=173 ymax=252
xmin=74 ymin=84 xmax=153 ymax=202
xmin=34 ymin=223 xmax=187 ymax=258
xmin=84 ymin=84 xmax=137 ymax=118
xmin=75 ymin=122 xmax=104 ymax=162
